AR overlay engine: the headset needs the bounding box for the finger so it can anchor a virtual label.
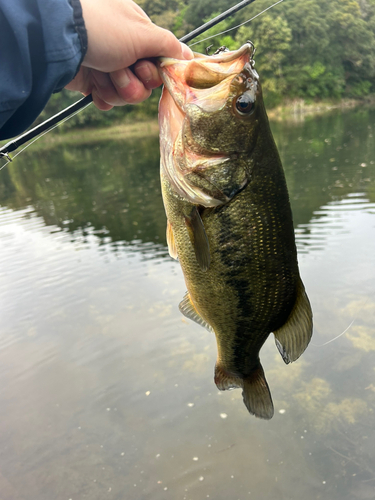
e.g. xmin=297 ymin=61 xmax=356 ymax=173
xmin=92 ymin=89 xmax=113 ymax=111
xmin=181 ymin=43 xmax=194 ymax=60
xmin=92 ymin=70 xmax=128 ymax=106
xmin=135 ymin=26 xmax=194 ymax=61
xmin=110 ymin=68 xmax=151 ymax=104
xmin=134 ymin=60 xmax=162 ymax=90
xmin=65 ymin=67 xmax=93 ymax=94
xmin=131 ymin=1 xmax=151 ymax=20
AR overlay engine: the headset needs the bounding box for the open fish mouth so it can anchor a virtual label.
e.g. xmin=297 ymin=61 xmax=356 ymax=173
xmin=158 ymin=43 xmax=257 ymax=114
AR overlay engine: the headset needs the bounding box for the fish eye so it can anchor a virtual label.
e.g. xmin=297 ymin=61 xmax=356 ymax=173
xmin=235 ymin=93 xmax=255 ymax=116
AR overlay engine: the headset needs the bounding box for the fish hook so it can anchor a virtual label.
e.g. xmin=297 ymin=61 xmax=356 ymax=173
xmin=213 ymin=46 xmax=230 ymax=55
xmin=205 ymin=45 xmax=230 ymax=57
xmin=247 ymin=39 xmax=256 ymax=58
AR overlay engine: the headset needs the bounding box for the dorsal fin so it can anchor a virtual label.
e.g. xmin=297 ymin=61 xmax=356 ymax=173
xmin=166 ymin=221 xmax=178 ymax=260
xmin=179 ymin=292 xmax=214 ymax=333
xmin=273 ymin=277 xmax=313 ymax=364
xmin=184 ymin=206 xmax=210 ymax=271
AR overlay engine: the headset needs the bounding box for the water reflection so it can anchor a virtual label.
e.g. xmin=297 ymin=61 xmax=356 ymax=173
xmin=0 ymin=107 xmax=374 ymax=500
xmin=296 ymin=193 xmax=375 ymax=253
xmin=0 ymin=136 xmax=167 ymax=246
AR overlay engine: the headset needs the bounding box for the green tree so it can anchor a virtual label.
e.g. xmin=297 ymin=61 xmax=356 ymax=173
xmin=137 ymin=0 xmax=188 ymax=32
xmin=36 ymin=0 xmax=375 ymax=131
xmin=327 ymin=0 xmax=375 ymax=96
xmin=184 ymin=0 xmax=239 ymax=28
xmin=137 ymin=0 xmax=182 ymax=17
xmin=236 ymin=13 xmax=292 ymax=106
xmin=188 ymin=10 xmax=238 ymax=54
xmin=284 ymin=0 xmax=375 ymax=98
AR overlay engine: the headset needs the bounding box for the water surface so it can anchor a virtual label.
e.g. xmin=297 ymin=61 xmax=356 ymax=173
xmin=0 ymin=108 xmax=374 ymax=500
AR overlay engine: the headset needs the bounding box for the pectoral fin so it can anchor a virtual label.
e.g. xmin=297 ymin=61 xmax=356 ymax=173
xmin=273 ymin=277 xmax=313 ymax=364
xmin=179 ymin=292 xmax=213 ymax=333
xmin=184 ymin=206 xmax=210 ymax=271
xmin=166 ymin=221 xmax=178 ymax=260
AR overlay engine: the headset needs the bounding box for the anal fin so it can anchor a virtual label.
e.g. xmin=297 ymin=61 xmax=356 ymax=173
xmin=184 ymin=206 xmax=210 ymax=271
xmin=179 ymin=292 xmax=213 ymax=333
xmin=166 ymin=221 xmax=178 ymax=260
xmin=215 ymin=363 xmax=274 ymax=420
xmin=273 ymin=277 xmax=313 ymax=364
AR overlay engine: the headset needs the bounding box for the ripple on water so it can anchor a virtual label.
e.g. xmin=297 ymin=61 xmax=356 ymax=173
xmin=295 ymin=193 xmax=375 ymax=254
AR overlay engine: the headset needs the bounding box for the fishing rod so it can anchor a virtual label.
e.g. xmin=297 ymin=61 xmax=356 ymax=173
xmin=0 ymin=0 xmax=257 ymax=161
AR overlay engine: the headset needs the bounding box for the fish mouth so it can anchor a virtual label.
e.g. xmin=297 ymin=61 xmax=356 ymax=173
xmin=158 ymin=43 xmax=256 ymax=113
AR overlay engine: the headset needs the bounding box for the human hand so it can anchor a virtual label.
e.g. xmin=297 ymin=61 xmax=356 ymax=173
xmin=65 ymin=0 xmax=193 ymax=110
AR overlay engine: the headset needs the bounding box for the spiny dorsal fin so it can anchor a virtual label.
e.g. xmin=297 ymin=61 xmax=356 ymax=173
xmin=214 ymin=363 xmax=274 ymax=420
xmin=184 ymin=206 xmax=210 ymax=272
xmin=179 ymin=292 xmax=213 ymax=333
xmin=273 ymin=277 xmax=313 ymax=364
xmin=166 ymin=221 xmax=178 ymax=260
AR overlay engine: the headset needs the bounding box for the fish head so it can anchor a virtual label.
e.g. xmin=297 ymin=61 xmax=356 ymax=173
xmin=158 ymin=43 xmax=264 ymax=206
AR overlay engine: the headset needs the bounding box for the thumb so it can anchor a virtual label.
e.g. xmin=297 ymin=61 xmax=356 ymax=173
xmin=136 ymin=25 xmax=194 ymax=61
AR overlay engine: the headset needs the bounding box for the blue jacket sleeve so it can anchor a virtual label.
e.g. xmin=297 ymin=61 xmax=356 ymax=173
xmin=0 ymin=0 xmax=87 ymax=140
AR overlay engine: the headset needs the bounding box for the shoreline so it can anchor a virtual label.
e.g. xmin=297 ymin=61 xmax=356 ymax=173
xmin=266 ymin=96 xmax=375 ymax=122
xmin=30 ymin=120 xmax=161 ymax=150
xmin=3 ymin=96 xmax=374 ymax=152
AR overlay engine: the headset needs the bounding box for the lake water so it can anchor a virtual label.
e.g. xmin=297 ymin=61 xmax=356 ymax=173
xmin=0 ymin=106 xmax=374 ymax=500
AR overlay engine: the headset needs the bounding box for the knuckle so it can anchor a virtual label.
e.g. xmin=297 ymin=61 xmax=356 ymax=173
xmin=119 ymin=81 xmax=151 ymax=104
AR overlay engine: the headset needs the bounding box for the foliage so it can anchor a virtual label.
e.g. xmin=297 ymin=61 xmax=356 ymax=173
xmin=188 ymin=11 xmax=242 ymax=53
xmin=40 ymin=0 xmax=375 ymax=129
xmin=137 ymin=0 xmax=188 ymax=33
xmin=184 ymin=0 xmax=239 ymax=27
xmin=236 ymin=13 xmax=292 ymax=106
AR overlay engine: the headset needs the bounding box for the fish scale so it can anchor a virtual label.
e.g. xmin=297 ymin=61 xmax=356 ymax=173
xmin=158 ymin=43 xmax=313 ymax=419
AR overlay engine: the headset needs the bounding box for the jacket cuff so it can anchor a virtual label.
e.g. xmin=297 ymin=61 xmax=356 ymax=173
xmin=69 ymin=0 xmax=88 ymax=71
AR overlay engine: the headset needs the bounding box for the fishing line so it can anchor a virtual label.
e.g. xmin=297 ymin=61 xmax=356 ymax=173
xmin=311 ymin=320 xmax=355 ymax=348
xmin=0 ymin=100 xmax=92 ymax=172
xmin=188 ymin=0 xmax=284 ymax=48
xmin=311 ymin=296 xmax=370 ymax=348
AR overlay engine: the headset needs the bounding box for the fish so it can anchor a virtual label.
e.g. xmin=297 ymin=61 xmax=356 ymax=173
xmin=157 ymin=43 xmax=313 ymax=419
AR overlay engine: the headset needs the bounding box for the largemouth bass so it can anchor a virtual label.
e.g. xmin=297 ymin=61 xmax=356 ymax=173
xmin=158 ymin=43 xmax=313 ymax=419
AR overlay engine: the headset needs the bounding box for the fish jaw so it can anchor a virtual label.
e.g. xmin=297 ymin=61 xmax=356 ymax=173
xmin=159 ymin=74 xmax=231 ymax=207
xmin=158 ymin=43 xmax=257 ymax=110
xmin=159 ymin=87 xmax=226 ymax=206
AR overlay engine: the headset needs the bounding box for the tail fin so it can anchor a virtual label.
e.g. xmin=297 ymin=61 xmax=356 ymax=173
xmin=242 ymin=366 xmax=274 ymax=420
xmin=215 ymin=363 xmax=274 ymax=420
